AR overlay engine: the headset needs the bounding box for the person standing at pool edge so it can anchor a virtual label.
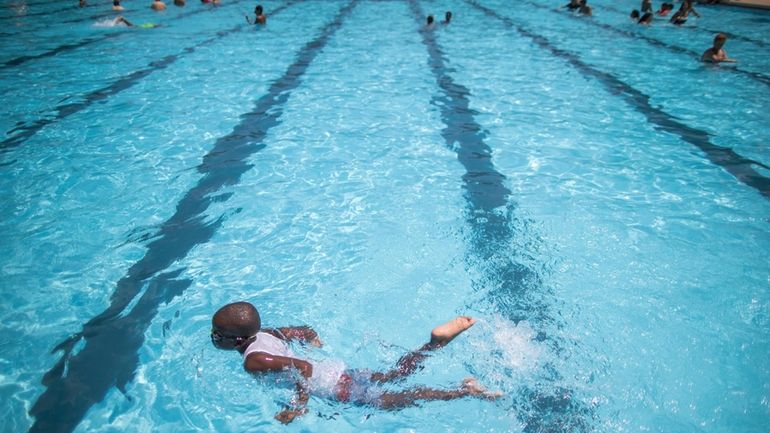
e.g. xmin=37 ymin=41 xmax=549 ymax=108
xmin=701 ymin=33 xmax=736 ymax=63
xmin=211 ymin=301 xmax=501 ymax=424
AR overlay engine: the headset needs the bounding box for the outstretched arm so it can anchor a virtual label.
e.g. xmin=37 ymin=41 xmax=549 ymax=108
xmin=266 ymin=326 xmax=323 ymax=347
xmin=275 ymin=381 xmax=309 ymax=424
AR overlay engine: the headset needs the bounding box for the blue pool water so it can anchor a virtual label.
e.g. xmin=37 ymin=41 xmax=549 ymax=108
xmin=1 ymin=0 xmax=769 ymax=432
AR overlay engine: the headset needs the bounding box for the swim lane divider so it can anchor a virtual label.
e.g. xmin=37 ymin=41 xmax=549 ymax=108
xmin=0 ymin=0 xmax=250 ymax=71
xmin=0 ymin=1 xmax=298 ymax=154
xmin=26 ymin=2 xmax=357 ymax=432
xmin=468 ymin=0 xmax=770 ymax=200
xmin=407 ymin=1 xmax=595 ymax=432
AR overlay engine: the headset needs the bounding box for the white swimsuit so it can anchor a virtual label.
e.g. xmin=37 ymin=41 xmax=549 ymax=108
xmin=243 ymin=332 xmax=295 ymax=359
xmin=242 ymin=332 xmax=345 ymax=398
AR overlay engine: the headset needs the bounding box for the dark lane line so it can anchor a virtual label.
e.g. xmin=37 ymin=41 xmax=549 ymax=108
xmin=467 ymin=0 xmax=770 ymax=200
xmin=522 ymin=0 xmax=770 ymax=88
xmin=0 ymin=0 xmax=247 ymax=70
xmin=2 ymin=0 xmax=71 ymax=9
xmin=0 ymin=1 xmax=297 ymax=154
xmin=27 ymin=2 xmax=356 ymax=432
xmin=596 ymin=1 xmax=770 ymax=50
xmin=408 ymin=1 xmax=595 ymax=432
xmin=0 ymin=2 xmax=97 ymax=20
xmin=0 ymin=32 xmax=121 ymax=69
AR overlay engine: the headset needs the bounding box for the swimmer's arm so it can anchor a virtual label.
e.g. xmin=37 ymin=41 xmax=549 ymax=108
xmin=275 ymin=382 xmax=309 ymax=424
xmin=244 ymin=352 xmax=313 ymax=378
xmin=266 ymin=326 xmax=323 ymax=347
xmin=245 ymin=14 xmax=251 ymax=24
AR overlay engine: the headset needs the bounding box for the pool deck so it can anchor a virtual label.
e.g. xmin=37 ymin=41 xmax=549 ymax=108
xmin=719 ymin=0 xmax=770 ymax=10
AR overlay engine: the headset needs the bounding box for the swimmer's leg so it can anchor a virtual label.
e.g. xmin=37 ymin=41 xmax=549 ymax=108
xmin=376 ymin=378 xmax=501 ymax=409
xmin=370 ymin=317 xmax=475 ymax=383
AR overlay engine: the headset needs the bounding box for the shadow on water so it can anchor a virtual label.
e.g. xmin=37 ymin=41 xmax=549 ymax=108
xmin=408 ymin=0 xmax=596 ymax=431
xmin=27 ymin=2 xmax=358 ymax=432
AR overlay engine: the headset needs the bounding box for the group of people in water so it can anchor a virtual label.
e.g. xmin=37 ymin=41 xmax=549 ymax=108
xmin=426 ymin=10 xmax=453 ymax=26
xmin=81 ymin=0 xmax=231 ymax=8
xmin=565 ymin=0 xmax=737 ymax=63
xmin=628 ymin=0 xmax=701 ymax=26
xmin=89 ymin=0 xmax=268 ymax=29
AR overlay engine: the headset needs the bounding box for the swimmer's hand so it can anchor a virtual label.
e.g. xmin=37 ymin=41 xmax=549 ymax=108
xmin=275 ymin=408 xmax=307 ymax=424
xmin=309 ymin=335 xmax=322 ymax=348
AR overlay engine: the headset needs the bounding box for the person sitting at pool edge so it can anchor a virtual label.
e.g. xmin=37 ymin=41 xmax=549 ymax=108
xmin=246 ymin=5 xmax=266 ymax=25
xmin=701 ymin=33 xmax=736 ymax=63
xmin=211 ymin=301 xmax=502 ymax=424
xmin=151 ymin=0 xmax=166 ymax=11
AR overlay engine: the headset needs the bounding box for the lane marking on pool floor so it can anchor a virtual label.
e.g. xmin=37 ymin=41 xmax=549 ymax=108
xmin=1 ymin=0 xmax=72 ymax=9
xmin=0 ymin=0 xmax=250 ymax=71
xmin=0 ymin=0 xmax=299 ymax=155
xmin=468 ymin=0 xmax=770 ymax=200
xmin=0 ymin=2 xmax=95 ymax=21
xmin=27 ymin=2 xmax=358 ymax=433
xmin=408 ymin=1 xmax=596 ymax=432
xmin=521 ymin=0 xmax=770 ymax=88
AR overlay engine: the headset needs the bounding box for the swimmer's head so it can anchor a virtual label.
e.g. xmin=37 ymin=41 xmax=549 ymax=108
xmin=714 ymin=33 xmax=727 ymax=47
xmin=631 ymin=9 xmax=640 ymax=19
xmin=113 ymin=0 xmax=119 ymax=5
xmin=255 ymin=4 xmax=263 ymax=14
xmin=445 ymin=11 xmax=452 ymax=23
xmin=211 ymin=301 xmax=261 ymax=350
xmin=427 ymin=15 xmax=434 ymax=25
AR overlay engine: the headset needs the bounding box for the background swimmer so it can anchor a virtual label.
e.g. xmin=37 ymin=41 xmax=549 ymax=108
xmin=94 ymin=16 xmax=160 ymax=28
xmin=246 ymin=5 xmax=266 ymax=25
xmin=701 ymin=33 xmax=736 ymax=63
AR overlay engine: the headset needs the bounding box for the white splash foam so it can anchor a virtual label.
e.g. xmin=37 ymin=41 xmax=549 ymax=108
xmin=474 ymin=316 xmax=543 ymax=373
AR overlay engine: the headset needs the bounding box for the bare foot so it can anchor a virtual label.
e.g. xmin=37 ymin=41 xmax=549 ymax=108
xmin=461 ymin=377 xmax=503 ymax=400
xmin=430 ymin=316 xmax=476 ymax=346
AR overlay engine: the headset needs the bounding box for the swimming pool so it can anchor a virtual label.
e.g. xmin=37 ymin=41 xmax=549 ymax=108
xmin=1 ymin=0 xmax=768 ymax=431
